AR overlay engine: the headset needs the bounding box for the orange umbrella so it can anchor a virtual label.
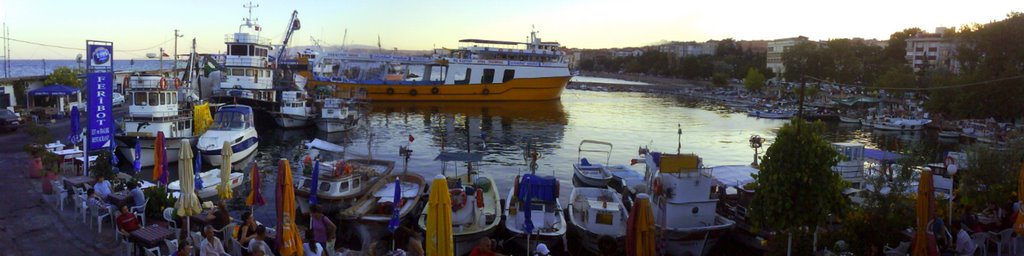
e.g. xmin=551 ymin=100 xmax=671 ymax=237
xmin=276 ymin=159 xmax=304 ymax=256
xmin=912 ymin=170 xmax=936 ymax=256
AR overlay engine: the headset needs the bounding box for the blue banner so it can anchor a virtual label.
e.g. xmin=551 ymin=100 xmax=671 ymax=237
xmin=87 ymin=42 xmax=114 ymax=149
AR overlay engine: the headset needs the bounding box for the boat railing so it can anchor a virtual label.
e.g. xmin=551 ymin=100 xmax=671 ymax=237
xmin=225 ymin=33 xmax=273 ymax=45
xmin=224 ymin=56 xmax=269 ymax=67
xmin=124 ymin=109 xmax=194 ymax=122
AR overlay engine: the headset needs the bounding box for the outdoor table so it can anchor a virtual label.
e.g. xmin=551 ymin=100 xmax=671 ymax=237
xmin=977 ymin=213 xmax=1000 ymax=226
xmin=106 ymin=191 xmax=134 ymax=208
xmin=130 ymin=225 xmax=176 ymax=249
xmin=44 ymin=142 xmax=64 ymax=152
xmin=53 ymin=149 xmax=84 ymax=175
xmin=63 ymin=176 xmax=94 ymax=191
xmin=183 ymin=209 xmax=215 ymax=230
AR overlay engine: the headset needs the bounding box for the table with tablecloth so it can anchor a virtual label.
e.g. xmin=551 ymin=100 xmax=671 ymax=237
xmin=130 ymin=225 xmax=177 ymax=249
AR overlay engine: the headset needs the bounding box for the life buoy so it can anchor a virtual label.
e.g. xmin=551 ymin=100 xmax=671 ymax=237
xmin=482 ymin=88 xmax=490 ymax=95
xmin=174 ymin=78 xmax=182 ymax=89
xmin=123 ymin=76 xmax=130 ymax=88
xmin=409 ymin=89 xmax=418 ymax=96
xmin=386 ymin=88 xmax=395 ymax=95
xmin=450 ymin=189 xmax=467 ymax=211
xmin=159 ymin=77 xmax=168 ymax=90
xmin=431 ymin=87 xmax=439 ymax=95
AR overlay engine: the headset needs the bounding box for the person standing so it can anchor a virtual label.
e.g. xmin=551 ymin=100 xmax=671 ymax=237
xmin=308 ymin=205 xmax=337 ymax=250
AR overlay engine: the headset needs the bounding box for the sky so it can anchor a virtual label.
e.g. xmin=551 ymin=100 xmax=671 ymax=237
xmin=0 ymin=0 xmax=1019 ymax=59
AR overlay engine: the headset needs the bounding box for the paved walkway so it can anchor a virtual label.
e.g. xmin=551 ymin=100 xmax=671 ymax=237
xmin=0 ymin=152 xmax=124 ymax=256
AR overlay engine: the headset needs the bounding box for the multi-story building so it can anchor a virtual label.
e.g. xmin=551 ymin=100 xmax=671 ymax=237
xmin=905 ymin=27 xmax=959 ymax=74
xmin=737 ymin=40 xmax=769 ymax=54
xmin=766 ymin=36 xmax=809 ymax=77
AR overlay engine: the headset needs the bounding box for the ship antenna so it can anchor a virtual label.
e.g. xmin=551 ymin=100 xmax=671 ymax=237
xmin=241 ymin=1 xmax=259 ymax=33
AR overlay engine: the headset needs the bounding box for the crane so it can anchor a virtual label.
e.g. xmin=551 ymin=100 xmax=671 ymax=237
xmin=275 ymin=10 xmax=300 ymax=67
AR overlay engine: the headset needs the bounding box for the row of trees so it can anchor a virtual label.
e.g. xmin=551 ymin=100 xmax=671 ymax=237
xmin=577 ymin=39 xmax=772 ymax=84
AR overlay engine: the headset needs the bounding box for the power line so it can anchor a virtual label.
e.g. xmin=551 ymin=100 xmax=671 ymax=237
xmin=0 ymin=36 xmax=173 ymax=52
xmin=803 ymin=74 xmax=1024 ymax=91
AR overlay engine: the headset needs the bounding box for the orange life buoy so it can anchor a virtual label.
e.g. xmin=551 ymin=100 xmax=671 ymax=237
xmin=450 ymin=189 xmax=467 ymax=211
xmin=159 ymin=77 xmax=168 ymax=90
xmin=174 ymin=78 xmax=182 ymax=89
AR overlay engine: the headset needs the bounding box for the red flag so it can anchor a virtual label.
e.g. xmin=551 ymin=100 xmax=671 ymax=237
xmin=408 ymin=134 xmax=415 ymax=143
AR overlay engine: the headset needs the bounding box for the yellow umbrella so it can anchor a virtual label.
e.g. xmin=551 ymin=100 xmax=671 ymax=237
xmin=627 ymin=193 xmax=656 ymax=256
xmin=176 ymin=139 xmax=202 ymax=233
xmin=912 ymin=170 xmax=935 ymax=256
xmin=1014 ymin=163 xmax=1024 ymax=235
xmin=276 ymin=159 xmax=304 ymax=256
xmin=425 ymin=175 xmax=453 ymax=256
xmin=218 ymin=141 xmax=233 ymax=200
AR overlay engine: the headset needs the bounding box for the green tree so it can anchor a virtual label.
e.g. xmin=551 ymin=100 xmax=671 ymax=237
xmin=957 ymin=143 xmax=1023 ymax=210
xmin=44 ymin=66 xmax=83 ymax=88
xmin=750 ymin=119 xmax=848 ymax=254
xmin=744 ymin=68 xmax=766 ymax=92
xmin=876 ymin=66 xmax=917 ymax=93
xmin=711 ymin=72 xmax=729 ymax=87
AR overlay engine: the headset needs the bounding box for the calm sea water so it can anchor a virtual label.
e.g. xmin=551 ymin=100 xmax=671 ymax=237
xmin=124 ymin=86 xmax=957 ymax=243
xmin=2 ymin=59 xmax=168 ymax=77
xmin=571 ymin=75 xmax=651 ymax=85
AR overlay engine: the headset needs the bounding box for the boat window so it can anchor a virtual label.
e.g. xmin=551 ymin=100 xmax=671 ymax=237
xmin=502 ymin=70 xmax=515 ymax=83
xmin=595 ymin=211 xmax=614 ymax=225
xmin=148 ymin=92 xmax=159 ymax=106
xmin=229 ymin=45 xmax=247 ymax=56
xmin=134 ymin=92 xmax=146 ymax=106
xmin=353 ymin=179 xmax=359 ymax=188
xmin=340 ymin=181 xmax=349 ymax=191
xmin=454 ymin=68 xmax=471 ymax=85
xmin=231 ymin=69 xmax=243 ymax=76
xmin=319 ymin=182 xmax=331 ymax=193
xmin=210 ymin=111 xmax=248 ymax=130
xmin=481 ymin=69 xmax=495 ymax=84
xmin=246 ymin=69 xmax=255 ymax=77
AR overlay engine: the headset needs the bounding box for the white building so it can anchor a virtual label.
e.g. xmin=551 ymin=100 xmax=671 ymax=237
xmin=905 ymin=27 xmax=959 ymax=74
xmin=766 ymin=36 xmax=809 ymax=77
xmin=611 ymin=49 xmax=644 ymax=57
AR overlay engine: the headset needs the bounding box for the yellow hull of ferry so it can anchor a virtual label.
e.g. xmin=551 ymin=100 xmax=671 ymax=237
xmin=305 ymin=76 xmax=570 ymax=102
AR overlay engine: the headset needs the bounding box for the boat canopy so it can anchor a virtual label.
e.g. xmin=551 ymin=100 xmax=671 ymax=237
xmin=305 ymin=139 xmax=345 ymax=153
xmin=864 ymin=148 xmax=903 ymax=162
xmin=29 ymin=84 xmax=80 ymax=96
xmin=517 ymin=174 xmax=558 ymax=202
xmin=434 ymin=152 xmax=484 ymax=162
xmin=711 ymin=165 xmax=759 ymax=187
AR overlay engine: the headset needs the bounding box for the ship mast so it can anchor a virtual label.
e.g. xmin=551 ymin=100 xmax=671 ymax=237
xmin=240 ymin=1 xmax=259 ymax=33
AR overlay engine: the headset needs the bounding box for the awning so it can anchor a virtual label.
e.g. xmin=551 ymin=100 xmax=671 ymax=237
xmin=711 ymin=165 xmax=759 ymax=187
xmin=434 ymin=152 xmax=484 ymax=162
xmin=864 ymin=148 xmax=903 ymax=162
xmin=29 ymin=84 xmax=80 ymax=96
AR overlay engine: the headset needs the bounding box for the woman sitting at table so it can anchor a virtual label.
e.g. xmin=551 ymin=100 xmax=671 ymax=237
xmin=93 ymin=176 xmax=113 ymax=199
xmin=115 ymin=205 xmax=141 ymax=236
xmin=207 ymin=202 xmax=231 ymax=231
xmin=237 ymin=212 xmax=258 ymax=255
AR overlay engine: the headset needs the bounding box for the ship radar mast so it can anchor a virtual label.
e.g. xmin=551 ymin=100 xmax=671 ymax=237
xmin=240 ymin=1 xmax=260 ymax=33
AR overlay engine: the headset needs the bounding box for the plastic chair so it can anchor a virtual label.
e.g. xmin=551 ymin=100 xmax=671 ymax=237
xmin=117 ymin=231 xmax=134 ymax=256
xmin=971 ymin=231 xmax=991 ymax=256
xmin=883 ymin=241 xmax=910 ymax=256
xmin=88 ymin=202 xmax=113 ymax=233
xmin=218 ymin=223 xmax=235 ymax=251
xmin=143 ymin=243 xmax=160 ymax=256
xmin=51 ymin=180 xmax=67 ymax=211
xmin=163 ymin=208 xmax=178 ymax=229
xmin=165 ymin=239 xmax=178 ymax=255
xmin=73 ymin=194 xmax=87 ymax=223
xmin=130 ymin=198 xmax=148 ymax=226
xmin=990 ymin=228 xmax=1015 ymax=256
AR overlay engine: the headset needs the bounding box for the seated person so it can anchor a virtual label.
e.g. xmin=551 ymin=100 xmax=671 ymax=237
xmin=206 ymin=202 xmax=231 ymax=231
xmin=93 ymin=176 xmax=113 ymax=199
xmin=200 ymin=225 xmax=229 ymax=256
xmin=170 ymin=241 xmax=192 ymax=256
xmin=129 ymin=182 xmax=146 ymax=208
xmin=86 ymin=188 xmax=112 ymax=213
xmin=247 ymin=226 xmax=273 ymax=256
xmin=954 ymin=225 xmax=977 ymax=255
xmin=115 ymin=205 xmax=141 ymax=236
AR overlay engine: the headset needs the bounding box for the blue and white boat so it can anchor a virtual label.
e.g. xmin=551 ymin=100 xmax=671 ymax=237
xmin=197 ymin=105 xmax=259 ymax=166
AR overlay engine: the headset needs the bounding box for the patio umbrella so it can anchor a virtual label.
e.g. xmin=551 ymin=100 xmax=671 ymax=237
xmin=68 ymin=106 xmax=80 ymax=146
xmin=912 ymin=170 xmax=935 ymax=256
xmin=245 ymin=163 xmax=265 ymax=212
xmin=1015 ymin=163 xmax=1024 ymax=235
xmin=218 ymin=141 xmax=233 ymax=200
xmin=308 ymin=160 xmax=320 ymax=206
xmin=176 ymin=139 xmax=202 ymax=236
xmin=275 ymin=159 xmax=304 ymax=256
xmin=133 ymin=137 xmax=141 ymax=174
xmin=425 ymin=174 xmax=453 ymax=256
xmin=626 ymin=193 xmax=656 ymax=256
xmin=194 ymin=147 xmax=203 ymax=191
xmin=153 ymin=131 xmax=168 ymax=185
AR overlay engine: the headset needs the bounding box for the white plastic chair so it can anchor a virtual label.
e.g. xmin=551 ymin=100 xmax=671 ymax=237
xmin=218 ymin=223 xmax=235 ymax=251
xmin=883 ymin=241 xmax=910 ymax=256
xmin=163 ymin=208 xmax=178 ymax=229
xmin=51 ymin=180 xmax=67 ymax=211
xmin=971 ymin=231 xmax=991 ymax=256
xmin=990 ymin=229 xmax=1015 ymax=256
xmin=165 ymin=239 xmax=178 ymax=256
xmin=130 ymin=198 xmax=148 ymax=226
xmin=73 ymin=194 xmax=87 ymax=223
xmin=117 ymin=231 xmax=134 ymax=256
xmin=88 ymin=202 xmax=113 ymax=233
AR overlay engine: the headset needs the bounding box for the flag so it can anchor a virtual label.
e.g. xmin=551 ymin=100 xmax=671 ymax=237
xmin=408 ymin=134 xmax=415 ymax=143
xmin=194 ymin=147 xmax=204 ymax=190
xmin=308 ymin=160 xmax=320 ymax=206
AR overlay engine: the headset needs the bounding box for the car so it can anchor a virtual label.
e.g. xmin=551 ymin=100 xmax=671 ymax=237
xmin=0 ymin=109 xmax=22 ymax=132
xmin=112 ymin=92 xmax=125 ymax=107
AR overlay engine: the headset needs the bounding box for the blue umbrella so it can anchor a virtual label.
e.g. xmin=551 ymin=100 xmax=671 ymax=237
xmin=68 ymin=106 xmax=80 ymax=146
xmin=521 ymin=175 xmax=534 ymax=234
xmin=308 ymin=160 xmax=320 ymax=205
xmin=194 ymin=146 xmax=204 ymax=190
xmin=132 ymin=137 xmax=142 ymax=174
xmin=388 ymin=176 xmax=402 ymax=233
xmin=110 ymin=144 xmax=119 ymax=165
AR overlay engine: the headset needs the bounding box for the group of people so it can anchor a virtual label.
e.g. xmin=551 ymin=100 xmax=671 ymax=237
xmin=924 ymin=201 xmax=1022 ymax=256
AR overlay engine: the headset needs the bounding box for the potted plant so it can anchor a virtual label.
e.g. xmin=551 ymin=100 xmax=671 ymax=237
xmin=24 ymin=144 xmax=46 ymax=178
xmin=144 ymin=186 xmax=177 ymax=220
xmin=40 ymin=152 xmax=62 ymax=194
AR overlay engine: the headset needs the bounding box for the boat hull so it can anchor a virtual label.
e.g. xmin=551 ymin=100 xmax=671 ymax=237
xmin=658 ymin=218 xmax=734 ymax=256
xmin=417 ymin=175 xmax=502 ymax=256
xmin=115 ymin=136 xmax=195 ymax=168
xmin=270 ymin=112 xmax=312 ymax=128
xmin=306 ymin=76 xmax=570 ymax=102
xmin=573 ymin=171 xmax=612 ymax=188
xmin=201 ymin=140 xmax=258 ymax=167
xmin=839 ymin=116 xmax=861 ymax=123
xmin=315 ymin=118 xmax=356 ymax=133
xmin=167 ymin=171 xmax=245 ymax=199
xmin=502 ymin=186 xmax=567 ymax=253
xmin=873 ymin=123 xmax=925 ymax=131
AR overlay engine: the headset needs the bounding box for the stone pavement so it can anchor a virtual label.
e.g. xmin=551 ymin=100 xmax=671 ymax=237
xmin=0 ymin=153 xmax=124 ymax=256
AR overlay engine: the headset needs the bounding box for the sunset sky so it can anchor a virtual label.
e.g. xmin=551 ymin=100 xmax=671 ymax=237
xmin=0 ymin=0 xmax=1019 ymax=59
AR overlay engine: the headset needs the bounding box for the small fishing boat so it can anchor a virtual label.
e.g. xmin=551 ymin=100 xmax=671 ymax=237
xmin=504 ymin=173 xmax=566 ymax=252
xmin=938 ymin=130 xmax=961 ymax=139
xmin=567 ymin=187 xmax=628 ymax=255
xmin=748 ymin=109 xmax=794 ymax=119
xmin=839 ymin=116 xmax=861 ymax=124
xmin=168 ymin=169 xmax=244 ymax=199
xmin=416 ymin=152 xmax=501 ymax=256
xmin=340 ymin=173 xmax=426 ymax=222
xmin=573 ymin=140 xmax=614 ymax=188
xmin=294 ymin=158 xmax=394 ymax=214
xmin=197 ymin=105 xmax=259 ymax=166
xmin=872 ymin=118 xmax=931 ymax=131
xmin=270 ymin=91 xmax=314 ymax=128
xmin=315 ymin=98 xmax=358 ymax=133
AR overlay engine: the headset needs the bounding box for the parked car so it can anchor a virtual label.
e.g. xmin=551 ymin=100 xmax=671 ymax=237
xmin=112 ymin=92 xmax=125 ymax=107
xmin=0 ymin=109 xmax=22 ymax=132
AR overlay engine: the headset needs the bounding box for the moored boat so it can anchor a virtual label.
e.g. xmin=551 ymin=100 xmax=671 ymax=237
xmin=196 ymin=105 xmax=259 ymax=166
xmin=294 ymin=158 xmax=394 ymax=215
xmin=504 ymin=173 xmax=566 ymax=252
xmin=416 ymin=152 xmax=501 ymax=256
xmin=573 ymin=140 xmax=614 ymax=188
xmin=872 ymin=118 xmax=931 ymax=131
xmin=314 ymin=98 xmax=358 ymax=133
xmin=167 ymin=168 xmax=244 ymax=199
xmin=340 ymin=173 xmax=426 ymax=222
xmin=116 ymin=73 xmax=202 ymax=168
xmin=839 ymin=116 xmax=861 ymax=124
xmin=567 ymin=186 xmax=628 ymax=255
xmin=270 ymin=91 xmax=314 ymax=128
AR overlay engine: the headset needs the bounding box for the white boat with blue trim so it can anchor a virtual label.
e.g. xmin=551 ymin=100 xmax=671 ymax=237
xmin=197 ymin=105 xmax=259 ymax=166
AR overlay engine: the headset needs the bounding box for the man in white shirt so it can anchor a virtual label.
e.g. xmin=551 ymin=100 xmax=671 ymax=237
xmin=93 ymin=176 xmax=112 ymax=199
xmin=199 ymin=225 xmax=228 ymax=256
xmin=248 ymin=226 xmax=273 ymax=256
xmin=955 ymin=225 xmax=977 ymax=256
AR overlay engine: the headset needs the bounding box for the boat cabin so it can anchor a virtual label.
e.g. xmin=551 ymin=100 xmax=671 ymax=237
xmin=210 ymin=105 xmax=254 ymax=131
xmin=122 ymin=75 xmax=193 ymax=138
xmin=832 ymin=142 xmax=866 ymax=189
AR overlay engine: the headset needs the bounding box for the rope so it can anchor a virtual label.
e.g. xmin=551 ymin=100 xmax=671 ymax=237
xmin=0 ymin=36 xmax=174 ymax=52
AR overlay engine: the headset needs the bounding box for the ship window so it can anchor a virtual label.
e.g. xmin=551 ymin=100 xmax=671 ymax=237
xmin=134 ymin=92 xmax=146 ymax=105
xmin=246 ymin=69 xmax=255 ymax=77
xmin=231 ymin=69 xmax=244 ymax=76
xmin=229 ymin=45 xmax=247 ymax=56
xmin=454 ymin=68 xmax=471 ymax=85
xmin=148 ymin=92 xmax=159 ymax=106
xmin=481 ymin=69 xmax=495 ymax=84
xmin=502 ymin=70 xmax=515 ymax=83
xmin=340 ymin=181 xmax=350 ymax=191
xmin=319 ymin=182 xmax=331 ymax=192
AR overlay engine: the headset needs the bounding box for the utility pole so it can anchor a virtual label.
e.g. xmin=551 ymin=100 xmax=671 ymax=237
xmin=174 ymin=29 xmax=182 ymax=77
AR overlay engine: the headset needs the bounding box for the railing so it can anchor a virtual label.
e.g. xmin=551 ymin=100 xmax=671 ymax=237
xmin=224 ymin=56 xmax=268 ymax=67
xmin=225 ymin=33 xmax=272 ymax=45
